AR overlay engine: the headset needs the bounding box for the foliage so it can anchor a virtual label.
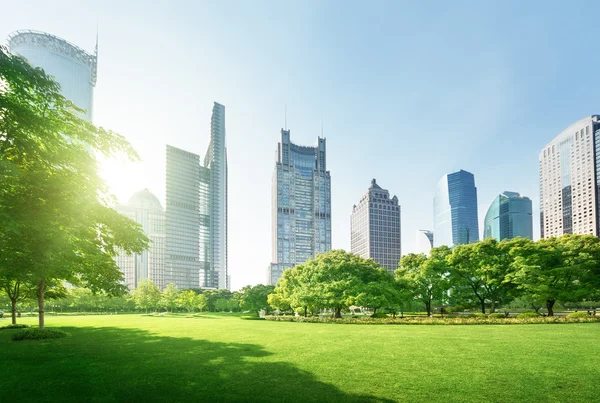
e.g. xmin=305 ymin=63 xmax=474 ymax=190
xmin=517 ymin=312 xmax=540 ymax=318
xmin=160 ymin=283 xmax=179 ymax=312
xmin=177 ymin=290 xmax=202 ymax=313
xmin=11 ymin=328 xmax=70 ymax=341
xmin=566 ymin=311 xmax=590 ymax=318
xmin=370 ymin=312 xmax=388 ymax=318
xmin=488 ymin=313 xmax=506 ymax=318
xmin=239 ymin=284 xmax=274 ymax=315
xmin=0 ymin=46 xmax=148 ymax=329
xmin=0 ymin=323 xmax=29 ymax=330
xmin=240 ymin=316 xmax=265 ymax=320
xmin=132 ymin=279 xmax=161 ymax=312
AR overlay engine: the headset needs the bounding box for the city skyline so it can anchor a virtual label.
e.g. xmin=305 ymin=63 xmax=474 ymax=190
xmin=6 ymin=1 xmax=600 ymax=288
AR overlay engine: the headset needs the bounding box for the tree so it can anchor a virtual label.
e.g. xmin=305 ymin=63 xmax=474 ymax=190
xmin=272 ymin=264 xmax=320 ymax=317
xmin=177 ymin=290 xmax=199 ymax=313
xmin=0 ymin=47 xmax=148 ymax=329
xmin=132 ymin=279 xmax=161 ymax=313
xmin=0 ymin=276 xmax=33 ymax=324
xmin=239 ymin=284 xmax=275 ymax=316
xmin=196 ymin=294 xmax=208 ymax=312
xmin=160 ymin=283 xmax=179 ymax=312
xmin=509 ymin=234 xmax=600 ymax=316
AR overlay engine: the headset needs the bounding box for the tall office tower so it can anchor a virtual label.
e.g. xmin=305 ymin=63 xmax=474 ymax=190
xmin=203 ymin=103 xmax=228 ymax=290
xmin=268 ymin=129 xmax=332 ymax=285
xmin=8 ymin=30 xmax=97 ymax=121
xmin=116 ymin=189 xmax=166 ymax=289
xmin=350 ymin=179 xmax=401 ymax=272
xmin=483 ymin=191 xmax=533 ymax=241
xmin=165 ymin=145 xmax=202 ymax=289
xmin=433 ymin=169 xmax=479 ymax=247
xmin=539 ymin=116 xmax=600 ymax=238
xmin=415 ymin=230 xmax=434 ymax=255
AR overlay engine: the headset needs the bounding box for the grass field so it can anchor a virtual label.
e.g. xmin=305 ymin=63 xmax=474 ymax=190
xmin=1 ymin=314 xmax=599 ymax=402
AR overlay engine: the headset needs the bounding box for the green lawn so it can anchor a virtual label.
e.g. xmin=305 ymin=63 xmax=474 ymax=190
xmin=1 ymin=314 xmax=599 ymax=402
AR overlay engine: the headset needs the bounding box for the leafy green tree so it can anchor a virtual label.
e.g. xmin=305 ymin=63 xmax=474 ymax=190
xmin=239 ymin=284 xmax=275 ymax=316
xmin=0 ymin=277 xmax=33 ymax=324
xmin=196 ymin=294 xmax=208 ymax=312
xmin=160 ymin=283 xmax=179 ymax=312
xmin=272 ymin=264 xmax=321 ymax=317
xmin=0 ymin=47 xmax=148 ymax=329
xmin=177 ymin=290 xmax=199 ymax=313
xmin=509 ymin=234 xmax=600 ymax=316
xmin=132 ymin=279 xmax=161 ymax=313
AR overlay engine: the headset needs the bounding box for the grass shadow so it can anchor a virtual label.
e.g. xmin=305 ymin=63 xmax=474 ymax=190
xmin=0 ymin=325 xmax=392 ymax=402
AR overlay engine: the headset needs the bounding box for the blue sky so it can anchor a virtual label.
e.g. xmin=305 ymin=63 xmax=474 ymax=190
xmin=4 ymin=1 xmax=600 ymax=290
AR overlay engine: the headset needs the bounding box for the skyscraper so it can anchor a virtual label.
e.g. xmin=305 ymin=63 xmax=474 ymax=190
xmin=116 ymin=189 xmax=166 ymax=290
xmin=204 ymin=103 xmax=228 ymax=290
xmin=164 ymin=103 xmax=228 ymax=290
xmin=483 ymin=191 xmax=533 ymax=241
xmin=268 ymin=129 xmax=331 ymax=285
xmin=8 ymin=30 xmax=97 ymax=121
xmin=433 ymin=169 xmax=479 ymax=247
xmin=350 ymin=179 xmax=401 ymax=272
xmin=415 ymin=230 xmax=434 ymax=255
xmin=539 ymin=116 xmax=600 ymax=238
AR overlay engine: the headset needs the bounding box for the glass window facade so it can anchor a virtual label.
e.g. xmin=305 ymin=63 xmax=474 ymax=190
xmin=415 ymin=230 xmax=434 ymax=255
xmin=483 ymin=191 xmax=533 ymax=241
xmin=433 ymin=170 xmax=479 ymax=247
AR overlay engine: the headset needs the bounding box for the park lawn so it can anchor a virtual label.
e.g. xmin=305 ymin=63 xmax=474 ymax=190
xmin=0 ymin=314 xmax=599 ymax=402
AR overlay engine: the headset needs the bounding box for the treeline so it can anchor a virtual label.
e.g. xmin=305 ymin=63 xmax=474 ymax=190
xmin=269 ymin=234 xmax=600 ymax=317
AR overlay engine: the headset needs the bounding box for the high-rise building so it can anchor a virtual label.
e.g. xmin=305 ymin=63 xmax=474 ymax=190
xmin=350 ymin=179 xmax=401 ymax=272
xmin=415 ymin=230 xmax=434 ymax=255
xmin=164 ymin=103 xmax=228 ymax=290
xmin=539 ymin=116 xmax=600 ymax=238
xmin=8 ymin=30 xmax=97 ymax=121
xmin=483 ymin=191 xmax=533 ymax=241
xmin=433 ymin=169 xmax=479 ymax=247
xmin=204 ymin=103 xmax=228 ymax=290
xmin=116 ymin=189 xmax=166 ymax=290
xmin=268 ymin=129 xmax=331 ymax=285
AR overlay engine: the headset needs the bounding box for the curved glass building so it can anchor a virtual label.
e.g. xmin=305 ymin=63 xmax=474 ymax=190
xmin=483 ymin=191 xmax=533 ymax=241
xmin=415 ymin=229 xmax=434 ymax=255
xmin=433 ymin=169 xmax=479 ymax=247
xmin=8 ymin=30 xmax=97 ymax=121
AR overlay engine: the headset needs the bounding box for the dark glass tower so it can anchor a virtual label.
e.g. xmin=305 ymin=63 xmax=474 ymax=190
xmin=433 ymin=170 xmax=479 ymax=247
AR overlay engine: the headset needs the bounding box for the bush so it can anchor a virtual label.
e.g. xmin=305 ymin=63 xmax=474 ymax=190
xmin=240 ymin=316 xmax=264 ymax=320
xmin=473 ymin=313 xmax=487 ymax=318
xmin=370 ymin=312 xmax=388 ymax=318
xmin=488 ymin=313 xmax=506 ymax=319
xmin=566 ymin=311 xmax=590 ymax=318
xmin=0 ymin=324 xmax=29 ymax=330
xmin=517 ymin=312 xmax=540 ymax=318
xmin=11 ymin=328 xmax=69 ymax=341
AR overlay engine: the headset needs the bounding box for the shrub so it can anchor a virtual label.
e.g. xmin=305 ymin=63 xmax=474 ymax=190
xmin=473 ymin=313 xmax=487 ymax=318
xmin=566 ymin=311 xmax=590 ymax=318
xmin=240 ymin=316 xmax=264 ymax=320
xmin=488 ymin=313 xmax=506 ymax=319
xmin=517 ymin=312 xmax=540 ymax=318
xmin=11 ymin=328 xmax=69 ymax=341
xmin=0 ymin=324 xmax=29 ymax=330
xmin=370 ymin=312 xmax=388 ymax=318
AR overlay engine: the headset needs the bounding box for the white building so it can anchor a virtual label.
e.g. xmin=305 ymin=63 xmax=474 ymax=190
xmin=539 ymin=115 xmax=600 ymax=238
xmin=116 ymin=189 xmax=166 ymax=290
xmin=8 ymin=30 xmax=97 ymax=121
xmin=415 ymin=230 xmax=434 ymax=255
xmin=350 ymin=179 xmax=401 ymax=273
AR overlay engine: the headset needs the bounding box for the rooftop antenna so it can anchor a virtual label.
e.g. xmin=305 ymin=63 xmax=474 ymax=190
xmin=284 ymin=104 xmax=287 ymax=130
xmin=320 ymin=117 xmax=323 ymax=138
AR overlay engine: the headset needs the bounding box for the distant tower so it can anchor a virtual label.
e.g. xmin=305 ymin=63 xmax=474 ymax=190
xmin=433 ymin=170 xmax=479 ymax=247
xmin=8 ymin=30 xmax=97 ymax=121
xmin=484 ymin=191 xmax=533 ymax=241
xmin=351 ymin=179 xmax=401 ymax=272
xmin=268 ymin=129 xmax=331 ymax=285
xmin=116 ymin=189 xmax=166 ymax=289
xmin=415 ymin=230 xmax=434 ymax=255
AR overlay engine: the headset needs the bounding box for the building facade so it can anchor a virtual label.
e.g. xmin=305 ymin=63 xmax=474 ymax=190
xmin=8 ymin=30 xmax=97 ymax=121
xmin=268 ymin=129 xmax=331 ymax=285
xmin=116 ymin=189 xmax=166 ymax=290
xmin=539 ymin=116 xmax=600 ymax=238
xmin=433 ymin=169 xmax=479 ymax=247
xmin=483 ymin=191 xmax=533 ymax=241
xmin=350 ymin=179 xmax=401 ymax=272
xmin=415 ymin=230 xmax=434 ymax=255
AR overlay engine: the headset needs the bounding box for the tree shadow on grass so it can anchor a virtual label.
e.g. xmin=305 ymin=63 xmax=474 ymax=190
xmin=0 ymin=326 xmax=393 ymax=403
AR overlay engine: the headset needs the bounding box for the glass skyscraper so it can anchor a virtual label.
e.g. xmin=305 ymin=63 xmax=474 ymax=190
xmin=8 ymin=30 xmax=97 ymax=121
xmin=433 ymin=169 xmax=479 ymax=247
xmin=164 ymin=103 xmax=228 ymax=290
xmin=539 ymin=116 xmax=600 ymax=238
xmin=415 ymin=230 xmax=434 ymax=255
xmin=116 ymin=189 xmax=166 ymax=290
xmin=350 ymin=179 xmax=401 ymax=272
xmin=268 ymin=129 xmax=331 ymax=285
xmin=483 ymin=191 xmax=533 ymax=241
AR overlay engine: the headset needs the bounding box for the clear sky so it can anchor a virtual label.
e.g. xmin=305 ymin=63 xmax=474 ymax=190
xmin=4 ymin=1 xmax=600 ymax=290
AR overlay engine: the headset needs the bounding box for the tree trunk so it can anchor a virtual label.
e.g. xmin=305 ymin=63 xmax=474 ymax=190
xmin=490 ymin=299 xmax=496 ymax=314
xmin=11 ymin=299 xmax=17 ymax=325
xmin=37 ymin=280 xmax=45 ymax=330
xmin=334 ymin=306 xmax=342 ymax=318
xmin=425 ymin=301 xmax=431 ymax=317
xmin=480 ymin=298 xmax=486 ymax=314
xmin=546 ymin=300 xmax=555 ymax=316
xmin=303 ymin=306 xmax=307 ymax=317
